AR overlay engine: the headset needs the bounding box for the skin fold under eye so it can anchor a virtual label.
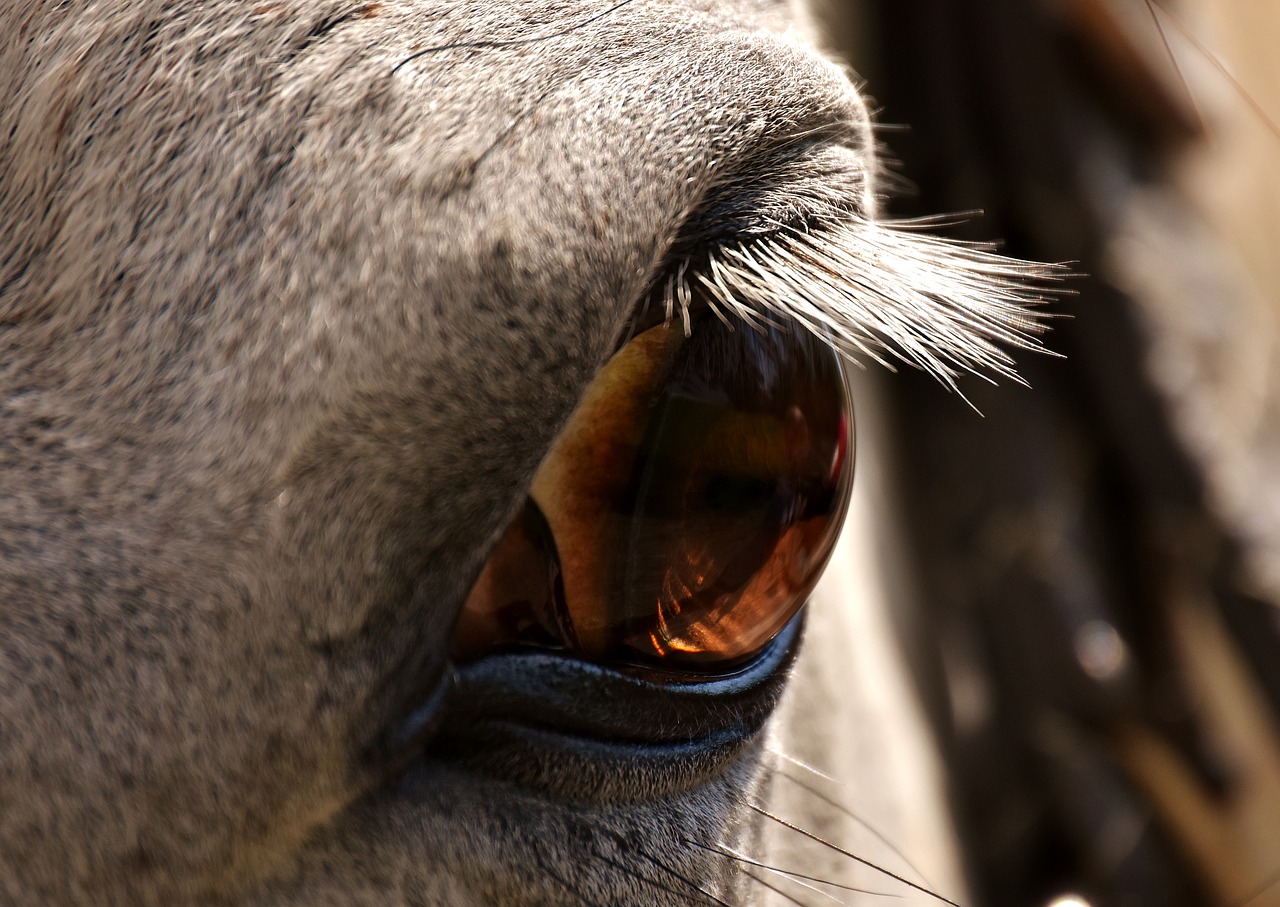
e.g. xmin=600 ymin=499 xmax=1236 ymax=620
xmin=453 ymin=312 xmax=855 ymax=674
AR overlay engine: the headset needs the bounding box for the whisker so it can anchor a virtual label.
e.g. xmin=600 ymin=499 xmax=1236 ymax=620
xmin=683 ymin=837 xmax=898 ymax=900
xmin=593 ymin=851 xmax=709 ymax=905
xmin=538 ymin=859 xmax=612 ymax=907
xmin=767 ymin=751 xmax=935 ymax=890
xmin=768 ymin=750 xmax=839 ymax=783
xmin=570 ymin=813 xmax=741 ymax=906
xmin=749 ymin=805 xmax=963 ymax=907
xmin=1142 ymin=0 xmax=1209 ymax=139
xmin=741 ymin=867 xmax=828 ymax=907
xmin=631 ymin=847 xmax=737 ymax=907
xmin=1144 ymin=0 xmax=1280 ymax=142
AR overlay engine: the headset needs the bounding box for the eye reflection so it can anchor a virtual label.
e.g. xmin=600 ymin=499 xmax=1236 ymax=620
xmin=453 ymin=312 xmax=854 ymax=674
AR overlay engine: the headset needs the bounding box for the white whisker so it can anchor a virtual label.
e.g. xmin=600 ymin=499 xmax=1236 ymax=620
xmin=766 ymin=749 xmax=936 ymax=893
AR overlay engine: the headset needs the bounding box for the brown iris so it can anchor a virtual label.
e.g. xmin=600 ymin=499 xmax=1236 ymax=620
xmin=453 ymin=312 xmax=854 ymax=674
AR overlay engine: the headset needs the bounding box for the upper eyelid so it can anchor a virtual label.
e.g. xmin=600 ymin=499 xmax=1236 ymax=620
xmin=631 ymin=166 xmax=1067 ymax=391
xmin=671 ymin=136 xmax=879 ymax=248
xmin=618 ymin=139 xmax=876 ymax=334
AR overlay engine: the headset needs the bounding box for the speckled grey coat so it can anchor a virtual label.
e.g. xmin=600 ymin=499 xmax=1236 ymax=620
xmin=0 ymin=2 xmax=1043 ymax=904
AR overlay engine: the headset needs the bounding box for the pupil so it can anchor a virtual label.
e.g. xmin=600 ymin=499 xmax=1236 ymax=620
xmin=611 ymin=316 xmax=852 ymax=667
xmin=702 ymin=475 xmax=775 ymax=513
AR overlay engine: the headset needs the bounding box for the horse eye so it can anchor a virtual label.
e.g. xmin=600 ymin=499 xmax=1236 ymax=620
xmin=452 ymin=312 xmax=855 ymax=675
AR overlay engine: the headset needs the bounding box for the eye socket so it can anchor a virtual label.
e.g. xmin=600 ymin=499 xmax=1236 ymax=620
xmin=452 ymin=311 xmax=854 ymax=675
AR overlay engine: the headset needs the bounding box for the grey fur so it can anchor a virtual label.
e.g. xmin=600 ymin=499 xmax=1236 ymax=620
xmin=0 ymin=2 xmax=1041 ymax=904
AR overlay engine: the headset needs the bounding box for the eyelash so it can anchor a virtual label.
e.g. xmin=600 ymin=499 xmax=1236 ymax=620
xmin=659 ymin=212 xmax=1067 ymax=394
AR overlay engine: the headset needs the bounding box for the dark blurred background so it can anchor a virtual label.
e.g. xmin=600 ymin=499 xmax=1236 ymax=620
xmin=810 ymin=1 xmax=1280 ymax=904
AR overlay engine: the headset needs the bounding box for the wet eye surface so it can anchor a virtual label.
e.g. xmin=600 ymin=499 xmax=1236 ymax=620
xmin=453 ymin=312 xmax=854 ymax=675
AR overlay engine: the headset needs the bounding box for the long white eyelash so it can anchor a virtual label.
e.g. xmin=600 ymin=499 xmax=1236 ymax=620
xmin=673 ymin=217 xmax=1068 ymax=391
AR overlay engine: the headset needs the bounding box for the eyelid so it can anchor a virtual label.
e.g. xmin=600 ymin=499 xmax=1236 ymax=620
xmin=619 ymin=141 xmax=875 ymax=339
xmin=616 ymin=124 xmax=1068 ymax=419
